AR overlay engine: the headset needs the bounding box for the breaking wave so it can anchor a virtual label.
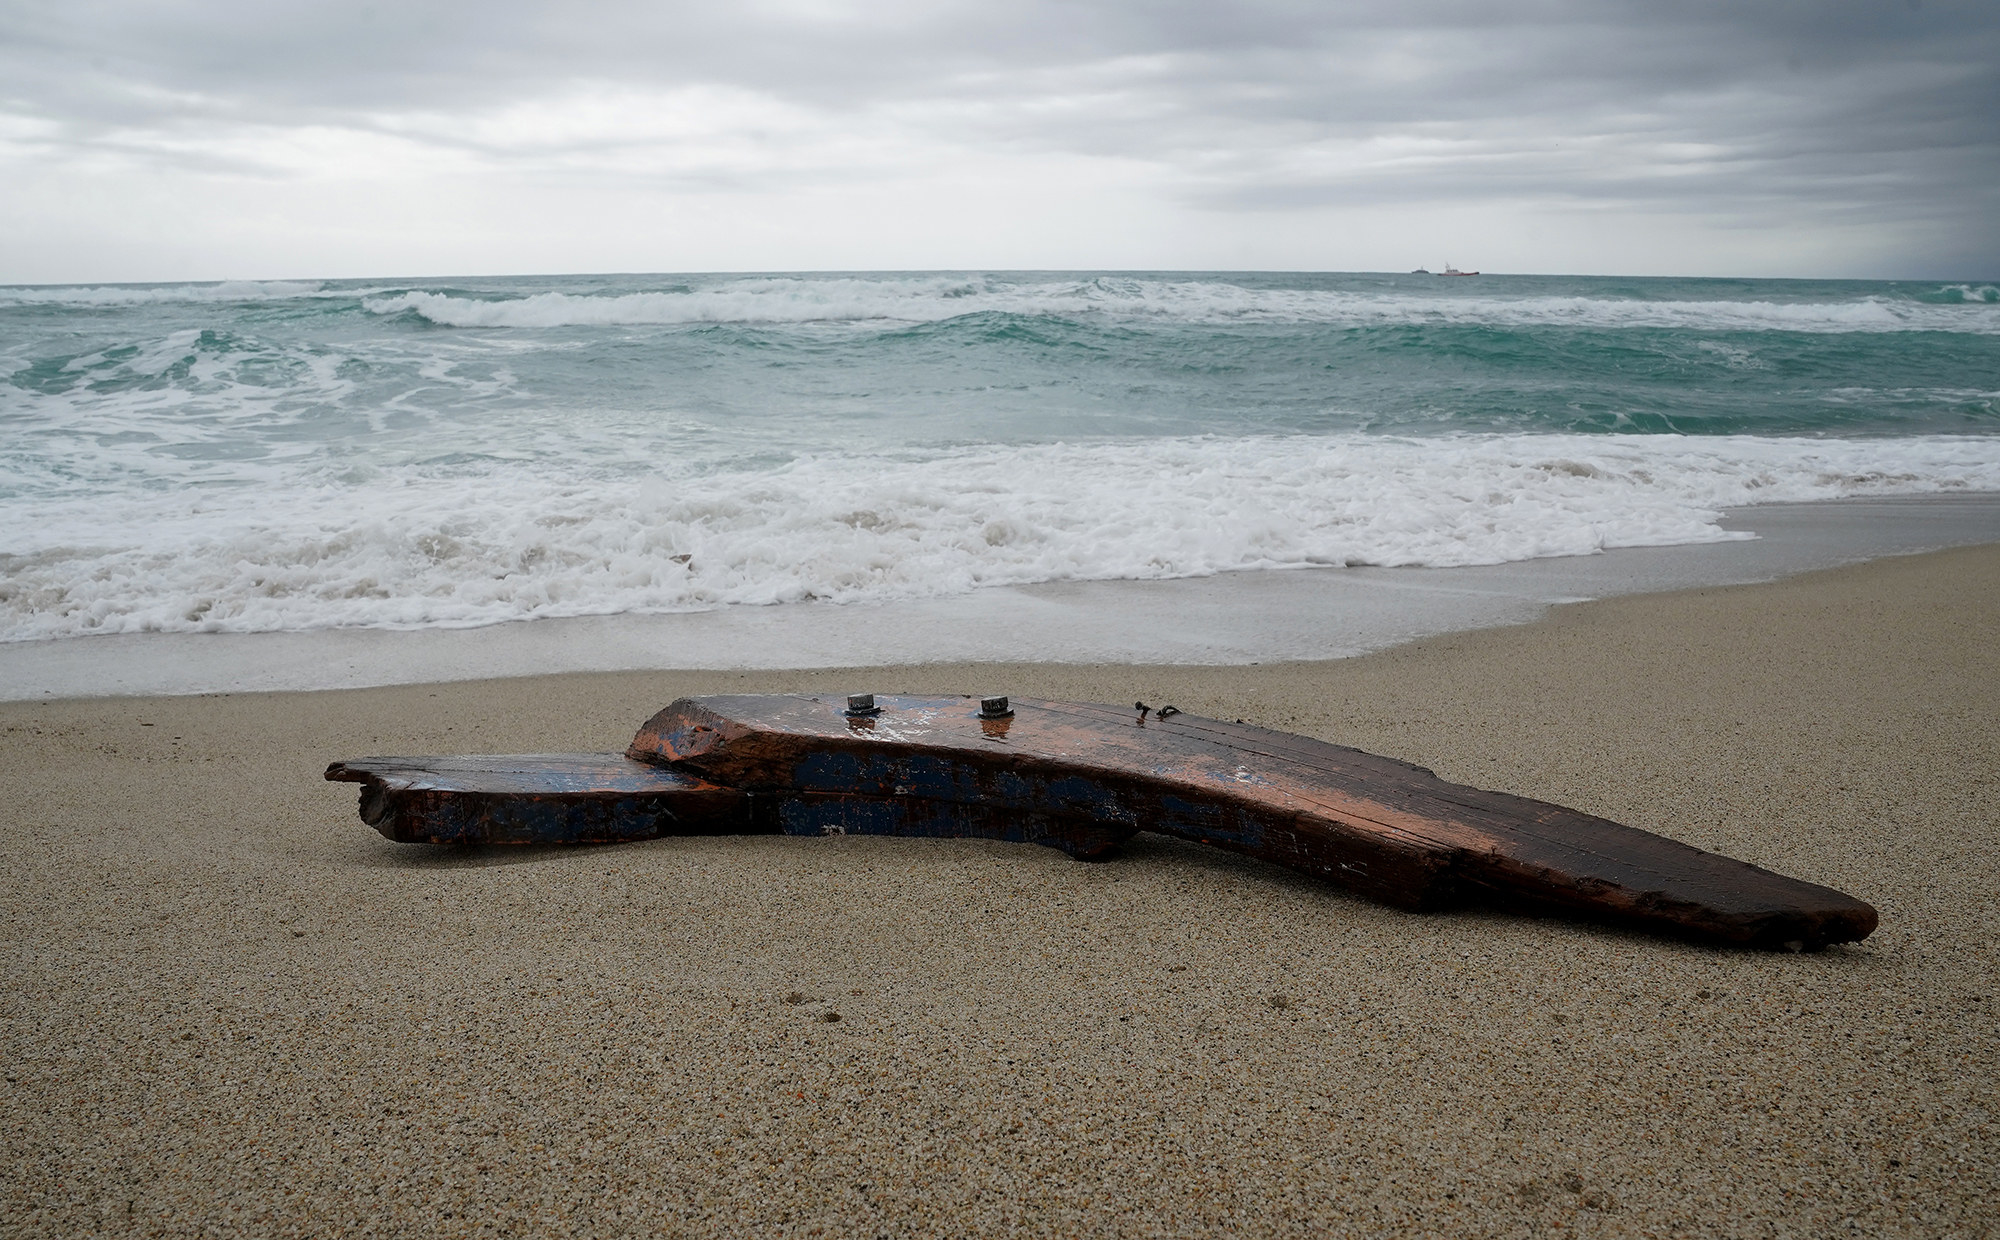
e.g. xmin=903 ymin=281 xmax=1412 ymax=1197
xmin=5 ymin=433 xmax=1999 ymax=641
xmin=0 ymin=280 xmax=330 ymax=307
xmin=360 ymin=276 xmax=2000 ymax=333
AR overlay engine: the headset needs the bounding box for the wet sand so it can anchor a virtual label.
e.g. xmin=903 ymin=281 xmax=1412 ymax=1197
xmin=3 ymin=544 xmax=1996 ymax=1237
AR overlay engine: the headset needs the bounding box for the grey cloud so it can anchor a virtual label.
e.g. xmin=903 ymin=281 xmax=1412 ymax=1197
xmin=5 ymin=2 xmax=1988 ymax=116
xmin=2 ymin=0 xmax=1994 ymax=270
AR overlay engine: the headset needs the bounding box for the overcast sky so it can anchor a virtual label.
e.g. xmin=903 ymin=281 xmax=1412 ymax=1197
xmin=1 ymin=0 xmax=1993 ymax=282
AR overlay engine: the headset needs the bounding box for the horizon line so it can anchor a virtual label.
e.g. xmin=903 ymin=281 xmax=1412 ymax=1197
xmin=6 ymin=267 xmax=1997 ymax=289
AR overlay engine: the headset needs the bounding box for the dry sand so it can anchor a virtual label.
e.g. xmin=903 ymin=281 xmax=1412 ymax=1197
xmin=3 ymin=544 xmax=1996 ymax=1238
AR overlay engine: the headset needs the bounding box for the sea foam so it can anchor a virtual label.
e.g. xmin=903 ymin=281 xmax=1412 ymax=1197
xmin=7 ymin=271 xmax=1997 ymax=646
xmin=8 ymin=274 xmax=1993 ymax=333
xmin=359 ymin=277 xmax=2000 ymax=334
xmin=0 ymin=280 xmax=329 ymax=306
xmin=5 ymin=433 xmax=1998 ymax=641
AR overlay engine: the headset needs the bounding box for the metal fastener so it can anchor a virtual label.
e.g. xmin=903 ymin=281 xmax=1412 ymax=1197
xmin=978 ymin=696 xmax=1014 ymax=719
xmin=845 ymin=693 xmax=881 ymax=716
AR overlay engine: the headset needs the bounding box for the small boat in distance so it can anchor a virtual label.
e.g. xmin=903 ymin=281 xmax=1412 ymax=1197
xmin=1437 ymin=263 xmax=1480 ymax=276
xmin=1410 ymin=267 xmax=1430 ymax=274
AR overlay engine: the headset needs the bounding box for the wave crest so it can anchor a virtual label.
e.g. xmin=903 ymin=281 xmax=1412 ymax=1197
xmin=0 ymin=280 xmax=327 ymax=307
xmin=361 ymin=277 xmax=2000 ymax=334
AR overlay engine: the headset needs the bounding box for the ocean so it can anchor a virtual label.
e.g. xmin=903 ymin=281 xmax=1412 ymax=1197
xmin=3 ymin=270 xmax=1998 ymax=648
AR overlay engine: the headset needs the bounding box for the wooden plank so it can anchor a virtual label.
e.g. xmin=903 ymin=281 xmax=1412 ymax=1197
xmin=323 ymin=753 xmax=1130 ymax=857
xmin=324 ymin=754 xmax=747 ymax=845
xmin=628 ymin=694 xmax=1879 ymax=948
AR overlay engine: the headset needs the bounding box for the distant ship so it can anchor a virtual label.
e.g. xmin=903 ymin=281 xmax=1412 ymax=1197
xmin=1437 ymin=264 xmax=1480 ymax=276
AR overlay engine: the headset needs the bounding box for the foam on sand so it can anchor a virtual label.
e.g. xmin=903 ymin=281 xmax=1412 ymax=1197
xmin=5 ymin=433 xmax=1999 ymax=641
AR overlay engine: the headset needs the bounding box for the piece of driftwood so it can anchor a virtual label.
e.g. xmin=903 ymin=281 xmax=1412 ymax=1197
xmin=627 ymin=694 xmax=1878 ymax=949
xmin=324 ymin=752 xmax=1130 ymax=856
xmin=325 ymin=754 xmax=746 ymax=845
xmin=326 ymin=694 xmax=1878 ymax=949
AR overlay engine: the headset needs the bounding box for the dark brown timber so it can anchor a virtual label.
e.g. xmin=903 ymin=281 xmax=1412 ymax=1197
xmin=324 ymin=752 xmax=1131 ymax=856
xmin=628 ymin=694 xmax=1878 ymax=948
xmin=325 ymin=754 xmax=747 ymax=845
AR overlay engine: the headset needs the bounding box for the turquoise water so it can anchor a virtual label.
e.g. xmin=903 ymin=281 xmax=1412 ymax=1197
xmin=2 ymin=271 xmax=1997 ymax=639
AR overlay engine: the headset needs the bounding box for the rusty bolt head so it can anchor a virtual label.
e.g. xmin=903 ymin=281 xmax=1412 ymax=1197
xmin=845 ymin=693 xmax=881 ymax=716
xmin=978 ymin=696 xmax=1013 ymax=719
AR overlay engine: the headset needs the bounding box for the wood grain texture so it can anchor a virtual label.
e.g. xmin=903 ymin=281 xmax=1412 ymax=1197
xmin=629 ymin=695 xmax=1879 ymax=948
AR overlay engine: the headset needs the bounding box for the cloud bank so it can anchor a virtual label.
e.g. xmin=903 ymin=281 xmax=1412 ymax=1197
xmin=1 ymin=0 xmax=1993 ymax=280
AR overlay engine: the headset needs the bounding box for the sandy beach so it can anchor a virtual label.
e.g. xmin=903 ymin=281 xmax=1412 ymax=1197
xmin=3 ymin=542 xmax=1996 ymax=1237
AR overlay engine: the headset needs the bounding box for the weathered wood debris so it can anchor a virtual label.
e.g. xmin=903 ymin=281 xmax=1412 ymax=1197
xmin=329 ymin=693 xmax=1878 ymax=949
xmin=323 ymin=753 xmax=742 ymax=845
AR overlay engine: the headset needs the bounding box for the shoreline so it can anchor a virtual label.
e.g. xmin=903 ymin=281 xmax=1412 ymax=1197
xmin=3 ymin=491 xmax=1997 ymax=701
xmin=3 ymin=542 xmax=1996 ymax=1234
